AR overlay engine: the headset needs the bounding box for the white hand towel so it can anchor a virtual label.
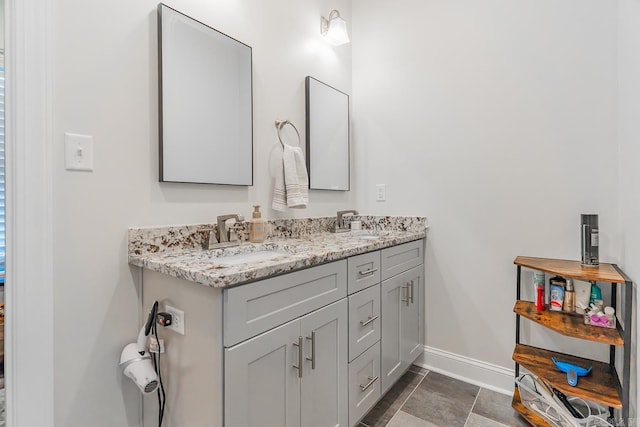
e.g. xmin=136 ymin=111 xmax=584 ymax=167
xmin=284 ymin=145 xmax=308 ymax=208
xmin=272 ymin=161 xmax=287 ymax=212
xmin=272 ymin=145 xmax=309 ymax=211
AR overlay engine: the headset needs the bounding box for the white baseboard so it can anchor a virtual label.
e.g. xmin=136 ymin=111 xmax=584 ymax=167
xmin=416 ymin=346 xmax=515 ymax=395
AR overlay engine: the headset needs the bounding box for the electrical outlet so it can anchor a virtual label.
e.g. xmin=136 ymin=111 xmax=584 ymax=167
xmin=149 ymin=336 xmax=165 ymax=353
xmin=376 ymin=184 xmax=386 ymax=201
xmin=165 ymin=305 xmax=185 ymax=335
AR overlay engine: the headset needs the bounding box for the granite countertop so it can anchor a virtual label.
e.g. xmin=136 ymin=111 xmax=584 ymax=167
xmin=128 ymin=216 xmax=428 ymax=288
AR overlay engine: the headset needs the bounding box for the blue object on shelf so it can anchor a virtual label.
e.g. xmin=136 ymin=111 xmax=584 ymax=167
xmin=552 ymin=357 xmax=592 ymax=387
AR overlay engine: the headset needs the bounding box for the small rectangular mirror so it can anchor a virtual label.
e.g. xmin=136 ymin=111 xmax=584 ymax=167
xmin=158 ymin=4 xmax=253 ymax=185
xmin=305 ymin=76 xmax=350 ymax=191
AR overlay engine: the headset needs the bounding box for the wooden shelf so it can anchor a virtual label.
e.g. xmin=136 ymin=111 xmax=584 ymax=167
xmin=513 ymin=344 xmax=621 ymax=409
xmin=514 ymin=256 xmax=628 ymax=284
xmin=514 ymin=301 xmax=623 ymax=346
xmin=511 ymin=387 xmax=549 ymax=427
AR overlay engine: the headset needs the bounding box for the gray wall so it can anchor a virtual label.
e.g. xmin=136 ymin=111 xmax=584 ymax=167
xmin=352 ymin=0 xmax=618 ymax=378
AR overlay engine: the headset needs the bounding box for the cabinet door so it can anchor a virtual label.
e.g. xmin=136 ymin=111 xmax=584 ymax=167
xmin=381 ymin=266 xmax=424 ymax=394
xmin=381 ymin=274 xmax=406 ymax=394
xmin=401 ymin=266 xmax=424 ymax=364
xmin=225 ymin=319 xmax=301 ymax=427
xmin=300 ymin=299 xmax=348 ymax=427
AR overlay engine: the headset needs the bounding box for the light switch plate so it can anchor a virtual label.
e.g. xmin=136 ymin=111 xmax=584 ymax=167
xmin=65 ymin=133 xmax=94 ymax=171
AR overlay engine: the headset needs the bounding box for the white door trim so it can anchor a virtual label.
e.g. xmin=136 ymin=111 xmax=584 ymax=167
xmin=4 ymin=0 xmax=55 ymax=425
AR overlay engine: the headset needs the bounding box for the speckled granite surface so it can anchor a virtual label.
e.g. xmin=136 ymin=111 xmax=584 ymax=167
xmin=128 ymin=216 xmax=428 ymax=288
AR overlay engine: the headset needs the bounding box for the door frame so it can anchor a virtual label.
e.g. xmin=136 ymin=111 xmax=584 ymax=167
xmin=4 ymin=0 xmax=55 ymax=425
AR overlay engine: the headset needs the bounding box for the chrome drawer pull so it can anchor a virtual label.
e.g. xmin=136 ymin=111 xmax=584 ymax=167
xmin=305 ymin=331 xmax=316 ymax=370
xmin=359 ymin=315 xmax=379 ymax=327
xmin=293 ymin=336 xmax=303 ymax=378
xmin=402 ymin=284 xmax=410 ymax=305
xmin=360 ymin=375 xmax=379 ymax=391
xmin=358 ymin=268 xmax=378 ymax=277
xmin=409 ymin=280 xmax=415 ymax=304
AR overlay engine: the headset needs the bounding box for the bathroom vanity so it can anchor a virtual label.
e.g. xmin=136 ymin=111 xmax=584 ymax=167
xmin=128 ymin=216 xmax=427 ymax=427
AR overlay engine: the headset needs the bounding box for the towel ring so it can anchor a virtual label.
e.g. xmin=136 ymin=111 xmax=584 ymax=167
xmin=275 ymin=120 xmax=301 ymax=148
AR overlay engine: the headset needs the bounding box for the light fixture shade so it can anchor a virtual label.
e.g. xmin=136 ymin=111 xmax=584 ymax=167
xmin=322 ymin=10 xmax=350 ymax=46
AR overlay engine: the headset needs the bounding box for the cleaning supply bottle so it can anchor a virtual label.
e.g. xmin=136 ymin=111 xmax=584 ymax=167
xmin=249 ymin=205 xmax=265 ymax=243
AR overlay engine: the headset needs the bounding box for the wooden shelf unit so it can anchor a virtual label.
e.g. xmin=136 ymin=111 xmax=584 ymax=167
xmin=513 ymin=344 xmax=621 ymax=409
xmin=512 ymin=256 xmax=633 ymax=426
xmin=514 ymin=256 xmax=627 ymax=284
xmin=513 ymin=301 xmax=623 ymax=347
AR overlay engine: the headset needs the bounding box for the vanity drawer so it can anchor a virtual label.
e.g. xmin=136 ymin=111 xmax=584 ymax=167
xmin=348 ymin=284 xmax=380 ymax=362
xmin=347 ymin=251 xmax=381 ymax=295
xmin=381 ymin=239 xmax=423 ymax=281
xmin=223 ymin=260 xmax=347 ymax=347
xmin=349 ymin=341 xmax=381 ymax=427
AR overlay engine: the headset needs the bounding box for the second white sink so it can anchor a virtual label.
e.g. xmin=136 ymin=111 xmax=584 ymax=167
xmin=212 ymin=250 xmax=291 ymax=267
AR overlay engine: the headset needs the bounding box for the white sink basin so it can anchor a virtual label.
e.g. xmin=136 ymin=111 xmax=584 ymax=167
xmin=212 ymin=250 xmax=291 ymax=267
xmin=336 ymin=230 xmax=384 ymax=240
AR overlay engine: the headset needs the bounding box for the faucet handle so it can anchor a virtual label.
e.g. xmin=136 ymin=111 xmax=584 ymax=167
xmin=217 ymin=214 xmax=245 ymax=243
xmin=336 ymin=209 xmax=359 ymax=231
xmin=200 ymin=227 xmax=218 ymax=250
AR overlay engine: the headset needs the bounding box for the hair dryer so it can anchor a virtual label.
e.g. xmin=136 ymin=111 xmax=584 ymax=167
xmin=120 ymin=302 xmax=159 ymax=394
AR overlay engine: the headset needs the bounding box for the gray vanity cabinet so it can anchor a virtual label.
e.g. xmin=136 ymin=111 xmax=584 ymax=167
xmin=224 ymin=279 xmax=349 ymax=427
xmin=138 ymin=233 xmax=426 ymax=427
xmin=380 ymin=259 xmax=424 ymax=394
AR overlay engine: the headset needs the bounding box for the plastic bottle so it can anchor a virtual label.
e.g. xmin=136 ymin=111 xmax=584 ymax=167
xmin=248 ymin=205 xmax=265 ymax=243
xmin=549 ymin=276 xmax=566 ymax=312
xmin=604 ymin=306 xmax=615 ymax=327
xmin=590 ymin=282 xmax=602 ymax=306
xmin=563 ymin=279 xmax=575 ymax=312
xmin=534 ymin=272 xmax=545 ymax=311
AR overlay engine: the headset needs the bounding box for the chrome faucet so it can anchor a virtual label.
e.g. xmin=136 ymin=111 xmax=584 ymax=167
xmin=335 ymin=210 xmax=359 ymax=232
xmin=217 ymin=214 xmax=244 ymax=244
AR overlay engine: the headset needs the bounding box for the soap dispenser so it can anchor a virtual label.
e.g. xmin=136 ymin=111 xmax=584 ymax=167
xmin=249 ymin=205 xmax=265 ymax=243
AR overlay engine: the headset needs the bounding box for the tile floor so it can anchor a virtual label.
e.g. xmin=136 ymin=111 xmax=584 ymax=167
xmin=359 ymin=366 xmax=529 ymax=427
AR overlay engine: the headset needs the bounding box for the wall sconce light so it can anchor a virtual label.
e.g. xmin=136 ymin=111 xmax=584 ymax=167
xmin=321 ymin=9 xmax=350 ymax=46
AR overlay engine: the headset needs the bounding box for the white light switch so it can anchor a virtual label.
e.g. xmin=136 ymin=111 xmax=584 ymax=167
xmin=65 ymin=133 xmax=94 ymax=171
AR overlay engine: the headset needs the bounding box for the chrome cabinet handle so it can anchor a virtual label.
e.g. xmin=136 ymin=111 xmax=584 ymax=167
xmin=358 ymin=268 xmax=378 ymax=277
xmin=293 ymin=336 xmax=303 ymax=378
xmin=409 ymin=280 xmax=415 ymax=304
xmin=360 ymin=375 xmax=379 ymax=391
xmin=305 ymin=331 xmax=316 ymax=370
xmin=359 ymin=315 xmax=379 ymax=327
xmin=402 ymin=284 xmax=410 ymax=305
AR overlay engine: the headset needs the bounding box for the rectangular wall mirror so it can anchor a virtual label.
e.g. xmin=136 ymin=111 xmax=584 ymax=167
xmin=158 ymin=4 xmax=253 ymax=185
xmin=305 ymin=76 xmax=350 ymax=191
